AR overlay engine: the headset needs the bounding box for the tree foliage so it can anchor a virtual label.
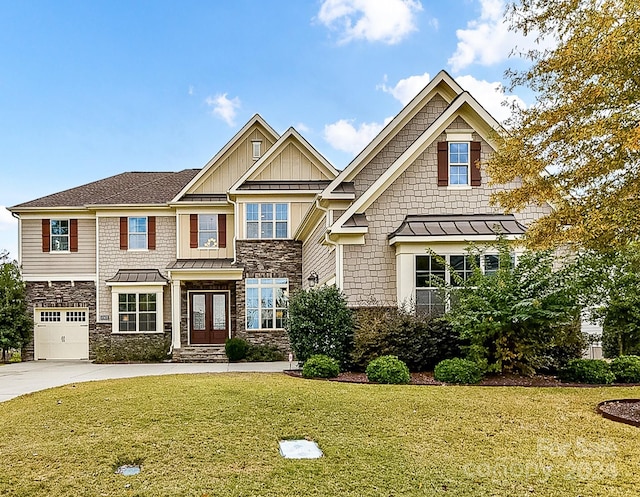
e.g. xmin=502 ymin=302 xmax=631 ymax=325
xmin=285 ymin=285 xmax=354 ymax=367
xmin=0 ymin=251 xmax=33 ymax=360
xmin=486 ymin=0 xmax=640 ymax=249
xmin=443 ymin=240 xmax=583 ymax=375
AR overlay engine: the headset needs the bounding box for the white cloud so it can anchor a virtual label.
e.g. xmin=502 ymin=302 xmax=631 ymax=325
xmin=295 ymin=122 xmax=311 ymax=134
xmin=317 ymin=0 xmax=423 ymax=45
xmin=323 ymin=118 xmax=391 ymax=156
xmin=205 ymin=93 xmax=241 ymax=126
xmin=379 ymin=72 xmax=431 ymax=105
xmin=448 ymin=0 xmax=546 ymax=72
xmin=455 ymin=75 xmax=525 ymax=123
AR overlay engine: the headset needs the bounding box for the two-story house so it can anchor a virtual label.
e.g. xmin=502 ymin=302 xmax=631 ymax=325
xmin=9 ymin=71 xmax=551 ymax=362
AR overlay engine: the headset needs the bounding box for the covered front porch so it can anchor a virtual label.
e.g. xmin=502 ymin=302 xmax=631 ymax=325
xmin=167 ymin=259 xmax=243 ymax=362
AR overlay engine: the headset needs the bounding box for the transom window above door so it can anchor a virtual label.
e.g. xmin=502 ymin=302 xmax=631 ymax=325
xmin=246 ymin=203 xmax=288 ymax=239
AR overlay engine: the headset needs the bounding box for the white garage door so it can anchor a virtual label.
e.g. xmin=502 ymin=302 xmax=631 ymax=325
xmin=35 ymin=308 xmax=89 ymax=360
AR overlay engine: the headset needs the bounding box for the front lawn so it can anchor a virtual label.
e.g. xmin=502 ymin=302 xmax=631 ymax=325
xmin=1 ymin=374 xmax=639 ymax=496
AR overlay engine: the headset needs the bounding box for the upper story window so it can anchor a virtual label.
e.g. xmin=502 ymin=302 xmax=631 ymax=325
xmin=51 ymin=220 xmax=70 ymax=251
xmin=128 ymin=217 xmax=147 ymax=250
xmin=189 ymin=214 xmax=227 ymax=249
xmin=448 ymin=142 xmax=469 ymax=185
xmin=252 ymin=140 xmax=262 ymax=159
xmin=437 ymin=140 xmax=481 ymax=187
xmin=119 ymin=216 xmax=155 ymax=251
xmin=246 ymin=203 xmax=288 ymax=239
xmin=41 ymin=218 xmax=78 ymax=253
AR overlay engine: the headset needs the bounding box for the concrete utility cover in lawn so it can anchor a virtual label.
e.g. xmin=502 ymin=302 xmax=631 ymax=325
xmin=279 ymin=440 xmax=323 ymax=459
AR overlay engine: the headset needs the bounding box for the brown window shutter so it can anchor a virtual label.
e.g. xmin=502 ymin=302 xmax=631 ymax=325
xmin=42 ymin=219 xmax=50 ymax=252
xmin=437 ymin=141 xmax=448 ymax=186
xmin=190 ymin=214 xmax=198 ymax=248
xmin=120 ymin=217 xmax=128 ymax=250
xmin=218 ymin=214 xmax=227 ymax=248
xmin=470 ymin=141 xmax=482 ymax=186
xmin=148 ymin=216 xmax=156 ymax=250
xmin=70 ymin=219 xmax=78 ymax=252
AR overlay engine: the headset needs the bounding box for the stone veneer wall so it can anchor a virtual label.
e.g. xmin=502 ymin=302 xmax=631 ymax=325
xmin=24 ymin=281 xmax=96 ymax=361
xmin=180 ymin=281 xmax=236 ymax=347
xmin=342 ymin=116 xmax=553 ymax=306
xmin=235 ymin=240 xmax=302 ymax=352
xmin=93 ymin=323 xmax=171 ymax=362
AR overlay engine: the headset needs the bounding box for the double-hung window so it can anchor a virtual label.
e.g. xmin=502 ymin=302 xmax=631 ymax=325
xmin=198 ymin=214 xmax=218 ymax=248
xmin=50 ymin=220 xmax=69 ymax=252
xmin=246 ymin=203 xmax=288 ymax=239
xmin=128 ymin=217 xmax=147 ymax=250
xmin=118 ymin=293 xmax=157 ymax=332
xmin=449 ymin=142 xmax=469 ymax=185
xmin=246 ymin=278 xmax=288 ymax=329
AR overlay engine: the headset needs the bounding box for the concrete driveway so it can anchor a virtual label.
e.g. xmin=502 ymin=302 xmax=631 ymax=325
xmin=0 ymin=360 xmax=294 ymax=402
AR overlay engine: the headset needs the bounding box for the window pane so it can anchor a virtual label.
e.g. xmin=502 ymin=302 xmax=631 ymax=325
xmin=275 ymin=287 xmax=287 ymax=307
xmin=260 ymin=204 xmax=273 ymax=221
xmin=247 ymin=221 xmax=259 ymax=239
xmin=261 ymin=287 xmax=273 ymax=308
xmin=119 ymin=314 xmax=136 ymax=332
xmin=51 ymin=236 xmax=69 ymax=251
xmin=275 ymin=221 xmax=287 ymax=238
xmin=213 ymin=294 xmax=226 ymax=330
xmin=129 ymin=234 xmax=147 ymax=250
xmin=485 ymin=254 xmax=500 ymax=275
xmin=275 ymin=309 xmax=286 ymax=329
xmin=450 ymin=165 xmax=468 ymax=185
xmin=139 ymin=312 xmax=156 ymax=332
xmin=261 ymin=223 xmax=273 ymax=238
xmin=416 ymin=255 xmax=430 ymax=271
xmin=246 ymin=309 xmax=259 ymax=329
xmin=192 ymin=294 xmax=206 ymax=331
xmin=275 ymin=204 xmax=288 ymax=220
xmin=199 ymin=214 xmax=217 ymax=231
xmin=51 ymin=220 xmax=69 ymax=235
xmin=129 ymin=217 xmax=147 ymax=233
xmin=261 ymin=309 xmax=273 ymax=329
xmin=449 ymin=142 xmax=469 ymax=163
xmin=246 ymin=204 xmax=259 ymax=221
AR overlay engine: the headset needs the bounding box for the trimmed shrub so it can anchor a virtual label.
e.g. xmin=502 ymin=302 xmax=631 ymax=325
xmin=434 ymin=358 xmax=484 ymax=384
xmin=559 ymin=359 xmax=615 ymax=384
xmin=352 ymin=305 xmax=463 ymax=372
xmin=302 ymin=354 xmax=340 ymax=379
xmin=286 ymin=286 xmax=354 ymax=367
xmin=225 ymin=337 xmax=249 ymax=362
xmin=610 ymin=355 xmax=640 ymax=383
xmin=245 ymin=343 xmax=285 ymax=362
xmin=365 ymin=355 xmax=410 ymax=384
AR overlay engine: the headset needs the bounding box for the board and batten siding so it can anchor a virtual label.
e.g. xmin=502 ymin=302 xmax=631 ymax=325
xmin=191 ymin=129 xmax=276 ymax=194
xmin=21 ymin=218 xmax=96 ymax=277
xmin=177 ymin=212 xmax=235 ymax=259
xmin=252 ymin=142 xmax=329 ymax=181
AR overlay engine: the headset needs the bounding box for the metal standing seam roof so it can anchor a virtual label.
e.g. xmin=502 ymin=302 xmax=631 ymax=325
xmin=237 ymin=180 xmax=332 ymax=191
xmin=106 ymin=269 xmax=169 ymax=284
xmin=388 ymin=214 xmax=527 ymax=238
xmin=166 ymin=259 xmax=237 ymax=270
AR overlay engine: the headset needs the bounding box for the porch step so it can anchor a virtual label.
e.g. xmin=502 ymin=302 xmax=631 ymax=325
xmin=173 ymin=346 xmax=228 ymax=363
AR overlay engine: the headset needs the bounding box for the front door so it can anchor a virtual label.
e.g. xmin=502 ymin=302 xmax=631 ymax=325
xmin=190 ymin=292 xmax=229 ymax=344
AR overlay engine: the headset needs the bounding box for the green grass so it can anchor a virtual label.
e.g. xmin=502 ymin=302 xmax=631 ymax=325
xmin=1 ymin=374 xmax=639 ymax=496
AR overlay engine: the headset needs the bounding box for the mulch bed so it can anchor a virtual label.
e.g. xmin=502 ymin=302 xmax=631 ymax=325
xmin=597 ymin=399 xmax=640 ymax=427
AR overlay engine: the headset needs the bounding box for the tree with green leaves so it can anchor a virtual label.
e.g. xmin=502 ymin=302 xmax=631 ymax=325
xmin=0 ymin=251 xmax=33 ymax=361
xmin=285 ymin=285 xmax=353 ymax=367
xmin=444 ymin=240 xmax=584 ymax=375
xmin=486 ymin=0 xmax=640 ymax=249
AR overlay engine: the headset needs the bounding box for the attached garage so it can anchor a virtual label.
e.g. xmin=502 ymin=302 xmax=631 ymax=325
xmin=34 ymin=308 xmax=89 ymax=360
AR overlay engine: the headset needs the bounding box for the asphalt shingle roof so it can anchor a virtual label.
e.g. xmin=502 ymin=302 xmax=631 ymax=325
xmin=10 ymin=169 xmax=199 ymax=209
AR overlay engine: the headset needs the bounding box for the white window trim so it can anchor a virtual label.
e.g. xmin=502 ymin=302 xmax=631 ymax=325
xmin=245 ymin=278 xmax=289 ymax=330
xmin=128 ymin=217 xmax=148 ymax=251
xmin=252 ymin=140 xmax=262 ymax=159
xmin=197 ymin=214 xmax=220 ymax=250
xmin=50 ymin=219 xmax=71 ymax=253
xmin=109 ymin=284 xmax=164 ymax=334
xmin=245 ymin=203 xmax=290 ymax=239
xmin=448 ymin=142 xmax=470 ymax=186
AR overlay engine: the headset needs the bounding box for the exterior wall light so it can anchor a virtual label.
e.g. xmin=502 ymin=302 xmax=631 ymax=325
xmin=307 ymin=271 xmax=319 ymax=288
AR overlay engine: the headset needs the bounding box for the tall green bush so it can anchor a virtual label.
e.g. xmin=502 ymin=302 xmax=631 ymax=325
xmin=444 ymin=239 xmax=582 ymax=375
xmin=352 ymin=304 xmax=462 ymax=372
xmin=610 ymin=355 xmax=640 ymax=383
xmin=0 ymin=252 xmax=33 ymax=362
xmin=285 ymin=285 xmax=354 ymax=366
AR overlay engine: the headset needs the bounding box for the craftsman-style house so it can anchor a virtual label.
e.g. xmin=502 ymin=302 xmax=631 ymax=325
xmin=9 ymin=71 xmax=550 ymax=361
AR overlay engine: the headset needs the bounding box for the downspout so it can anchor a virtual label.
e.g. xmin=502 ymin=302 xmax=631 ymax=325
xmin=11 ymin=211 xmax=20 ymax=265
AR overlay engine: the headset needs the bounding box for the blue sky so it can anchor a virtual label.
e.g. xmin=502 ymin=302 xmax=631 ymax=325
xmin=0 ymin=0 xmax=541 ymax=259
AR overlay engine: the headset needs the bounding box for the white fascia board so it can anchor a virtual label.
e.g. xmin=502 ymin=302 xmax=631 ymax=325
xmin=23 ymin=274 xmax=97 ymax=282
xmin=167 ymin=268 xmax=244 ymax=281
xmin=18 ymin=210 xmax=95 ymax=220
xmin=171 ymin=114 xmax=280 ymax=202
xmin=322 ymin=71 xmax=464 ymax=197
xmin=388 ymin=234 xmax=522 ymax=246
